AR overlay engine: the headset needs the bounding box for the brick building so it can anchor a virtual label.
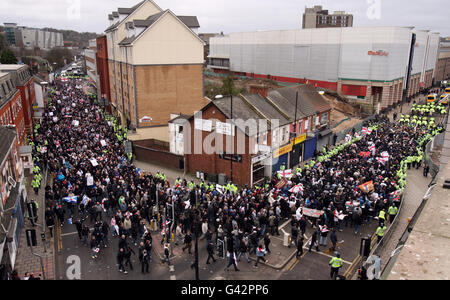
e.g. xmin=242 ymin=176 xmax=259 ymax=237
xmin=0 ymin=126 xmax=28 ymax=273
xmin=0 ymin=65 xmax=35 ymax=136
xmin=105 ymin=0 xmax=209 ymax=142
xmin=96 ymin=35 xmax=111 ymax=112
xmin=435 ymin=37 xmax=450 ymax=83
xmin=302 ymin=5 xmax=353 ymax=29
xmin=0 ymin=72 xmax=26 ymax=145
xmin=180 ymin=85 xmax=331 ymax=187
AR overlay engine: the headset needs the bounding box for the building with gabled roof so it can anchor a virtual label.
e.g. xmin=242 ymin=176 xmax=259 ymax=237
xmin=174 ymin=84 xmax=330 ymax=186
xmin=105 ymin=1 xmax=208 ymax=142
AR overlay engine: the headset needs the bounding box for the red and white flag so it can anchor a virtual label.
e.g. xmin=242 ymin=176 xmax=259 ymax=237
xmin=289 ymin=184 xmax=304 ymax=194
xmin=277 ymin=169 xmax=293 ymax=179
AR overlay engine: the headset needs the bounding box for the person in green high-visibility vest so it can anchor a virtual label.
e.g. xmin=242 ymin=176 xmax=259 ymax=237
xmin=378 ymin=209 xmax=386 ymax=226
xmin=32 ymin=178 xmax=40 ymax=195
xmin=231 ymin=184 xmax=238 ymax=195
xmin=280 ymin=163 xmax=285 ymax=171
xmin=388 ymin=204 xmax=398 ymax=223
xmin=329 ymin=252 xmax=343 ymax=279
xmin=376 ymin=223 xmax=387 ymax=243
xmin=127 ymin=152 xmax=132 ymax=162
xmin=188 ymin=181 xmax=195 ymax=190
xmin=200 ymin=181 xmax=206 ymax=190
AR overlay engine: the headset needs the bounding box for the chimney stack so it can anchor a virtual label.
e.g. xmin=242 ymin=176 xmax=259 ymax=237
xmin=250 ymin=84 xmax=269 ymax=98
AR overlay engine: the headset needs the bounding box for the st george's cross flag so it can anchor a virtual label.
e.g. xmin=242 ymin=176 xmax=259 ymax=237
xmin=289 ymin=184 xmax=304 ymax=194
xmin=277 ymin=169 xmax=293 ymax=179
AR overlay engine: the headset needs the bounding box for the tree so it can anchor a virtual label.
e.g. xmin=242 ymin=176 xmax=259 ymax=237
xmin=45 ymin=47 xmax=74 ymax=70
xmin=0 ymin=49 xmax=18 ymax=64
xmin=222 ymin=75 xmax=237 ymax=96
xmin=0 ymin=34 xmax=7 ymax=52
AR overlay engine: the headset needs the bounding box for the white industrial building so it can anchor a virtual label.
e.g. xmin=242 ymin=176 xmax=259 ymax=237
xmin=209 ymin=27 xmax=440 ymax=113
xmin=5 ymin=24 xmax=64 ymax=49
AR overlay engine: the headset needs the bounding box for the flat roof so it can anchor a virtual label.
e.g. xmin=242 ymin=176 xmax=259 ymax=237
xmin=0 ymin=64 xmax=27 ymax=71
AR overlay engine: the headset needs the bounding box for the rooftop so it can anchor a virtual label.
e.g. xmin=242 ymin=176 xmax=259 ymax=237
xmin=0 ymin=127 xmax=17 ymax=167
xmin=0 ymin=64 xmax=27 ymax=71
xmin=119 ymin=11 xmax=201 ymax=46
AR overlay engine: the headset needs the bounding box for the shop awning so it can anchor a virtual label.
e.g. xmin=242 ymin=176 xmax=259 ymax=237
xmin=319 ymin=129 xmax=333 ymax=137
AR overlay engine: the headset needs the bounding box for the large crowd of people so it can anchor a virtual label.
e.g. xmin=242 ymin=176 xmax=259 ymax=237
xmin=26 ymin=77 xmax=444 ymax=277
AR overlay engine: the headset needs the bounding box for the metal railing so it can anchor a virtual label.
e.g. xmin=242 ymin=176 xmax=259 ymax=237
xmin=379 ymin=183 xmax=436 ymax=280
xmin=358 ymin=131 xmax=443 ymax=280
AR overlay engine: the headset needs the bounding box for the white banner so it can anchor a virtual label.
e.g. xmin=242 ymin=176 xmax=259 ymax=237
xmin=90 ymin=158 xmax=98 ymax=167
xmin=194 ymin=119 xmax=212 ymax=132
xmin=216 ymin=121 xmax=234 ymax=136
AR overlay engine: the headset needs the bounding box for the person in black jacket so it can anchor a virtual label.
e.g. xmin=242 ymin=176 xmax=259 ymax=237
xmin=206 ymin=241 xmax=216 ymax=264
xmin=296 ymin=237 xmax=304 ymax=259
xmin=330 ymin=229 xmax=338 ymax=252
xmin=289 ymin=225 xmax=298 ymax=248
xmin=182 ymin=231 xmax=192 ymax=254
xmin=309 ymin=230 xmax=320 ymax=252
xmin=81 ymin=224 xmax=90 ymax=246
xmin=263 ymin=233 xmax=271 ymax=254
xmin=299 ymin=216 xmax=307 ymax=238
xmin=45 ymin=208 xmax=55 ymax=238
xmin=101 ymin=221 xmax=109 ymax=248
xmin=124 ymin=246 xmax=135 ymax=271
xmin=117 ymin=248 xmax=127 ymax=274
xmin=237 ymin=239 xmax=250 ymax=263
xmin=138 ymin=242 xmax=149 ymax=274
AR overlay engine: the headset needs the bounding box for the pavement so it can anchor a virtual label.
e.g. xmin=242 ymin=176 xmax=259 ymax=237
xmin=387 ymin=103 xmax=450 ymax=280
xmin=13 ymin=171 xmax=55 ymax=280
xmin=133 ymin=160 xmax=197 ymax=187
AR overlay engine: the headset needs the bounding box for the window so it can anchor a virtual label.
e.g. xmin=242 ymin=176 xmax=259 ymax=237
xmin=304 ymin=118 xmax=310 ymax=131
xmin=272 ymin=128 xmax=279 ymax=146
xmin=320 ymin=113 xmax=328 ymax=125
xmin=257 ymin=132 xmax=268 ymax=146
xmin=2 ymin=84 xmax=6 ymax=95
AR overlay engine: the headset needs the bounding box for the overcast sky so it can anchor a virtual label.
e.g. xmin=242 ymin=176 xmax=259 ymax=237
xmin=1 ymin=0 xmax=448 ymax=36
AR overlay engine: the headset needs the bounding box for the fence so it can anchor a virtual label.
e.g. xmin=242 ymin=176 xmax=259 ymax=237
xmin=133 ymin=142 xmax=184 ymax=171
xmin=358 ymin=131 xmax=442 ymax=280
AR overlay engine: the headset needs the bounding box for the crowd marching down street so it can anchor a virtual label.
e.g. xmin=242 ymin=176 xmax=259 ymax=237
xmin=26 ymin=76 xmax=445 ymax=278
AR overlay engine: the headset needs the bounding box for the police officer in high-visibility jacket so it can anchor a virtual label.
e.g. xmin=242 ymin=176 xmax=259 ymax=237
xmin=376 ymin=223 xmax=387 ymax=244
xmin=329 ymin=252 xmax=343 ymax=279
xmin=388 ymin=204 xmax=398 ymax=223
xmin=378 ymin=209 xmax=386 ymax=226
